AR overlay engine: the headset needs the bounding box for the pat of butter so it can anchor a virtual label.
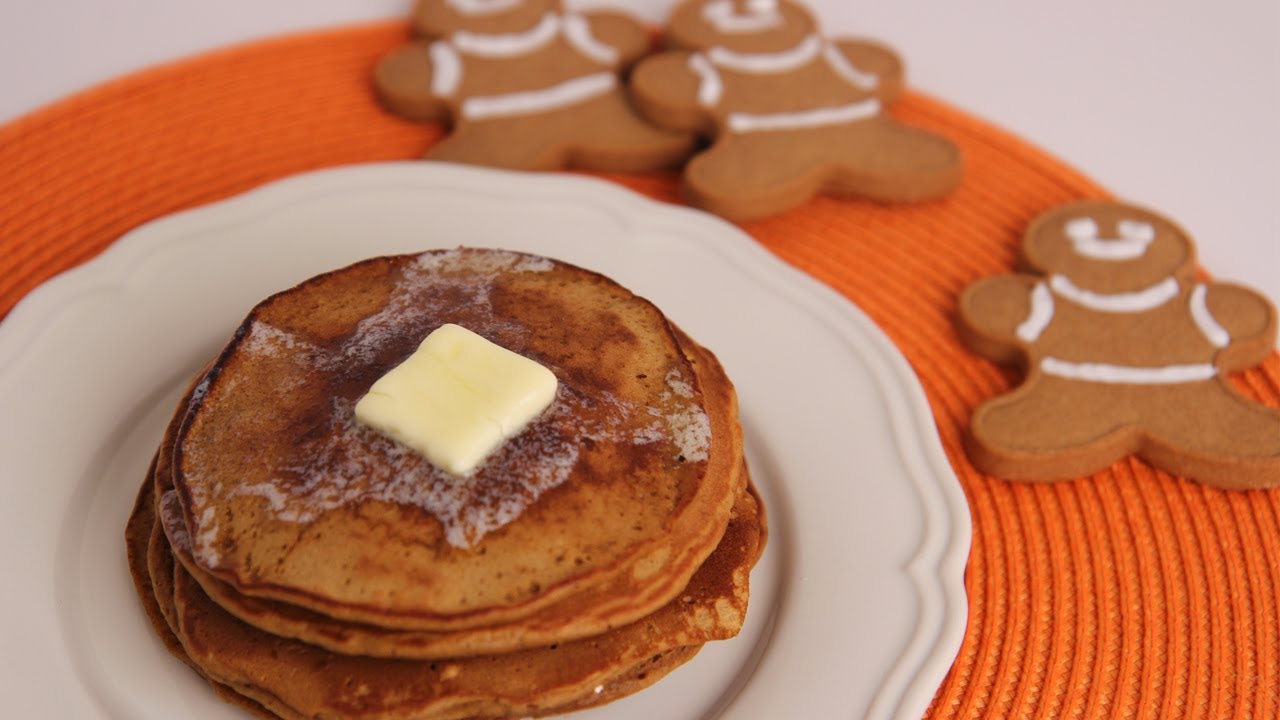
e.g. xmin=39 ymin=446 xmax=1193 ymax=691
xmin=354 ymin=324 xmax=558 ymax=476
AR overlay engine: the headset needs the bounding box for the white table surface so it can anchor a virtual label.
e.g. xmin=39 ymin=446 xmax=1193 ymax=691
xmin=2 ymin=0 xmax=1277 ymax=304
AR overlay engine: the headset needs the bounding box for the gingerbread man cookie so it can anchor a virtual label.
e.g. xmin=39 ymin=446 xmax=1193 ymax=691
xmin=629 ymin=0 xmax=962 ymax=221
xmin=375 ymin=0 xmax=693 ymax=172
xmin=958 ymin=200 xmax=1280 ymax=489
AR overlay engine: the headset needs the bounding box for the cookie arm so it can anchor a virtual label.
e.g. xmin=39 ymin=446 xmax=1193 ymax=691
xmin=374 ymin=40 xmax=452 ymax=122
xmin=630 ymin=51 xmax=715 ymax=135
xmin=1203 ymin=282 xmax=1279 ymax=371
xmin=957 ymin=274 xmax=1041 ymax=367
xmin=830 ymin=38 xmax=905 ymax=104
xmin=579 ymin=11 xmax=654 ymax=69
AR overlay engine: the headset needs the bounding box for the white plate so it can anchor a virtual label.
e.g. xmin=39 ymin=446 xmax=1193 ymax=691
xmin=0 ymin=162 xmax=970 ymax=719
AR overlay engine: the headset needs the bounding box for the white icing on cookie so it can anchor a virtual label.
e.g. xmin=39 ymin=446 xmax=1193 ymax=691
xmin=689 ymin=53 xmax=724 ymax=107
xmin=1118 ymin=219 xmax=1156 ymax=242
xmin=1063 ymin=216 xmax=1098 ymax=241
xmin=1049 ymin=274 xmax=1179 ymax=313
xmin=1189 ymin=283 xmax=1230 ymax=348
xmin=701 ymin=0 xmax=783 ymax=33
xmin=452 ymin=12 xmax=559 ymax=57
xmin=708 ymin=34 xmax=822 ymax=74
xmin=431 ymin=12 xmax=621 ymax=107
xmin=727 ymin=98 xmax=880 ymax=133
xmin=1040 ymin=357 xmax=1217 ymax=384
xmin=698 ymin=34 xmax=880 ymax=110
xmin=445 ymin=0 xmax=521 ymax=16
xmin=1017 ymin=280 xmax=1055 ymax=342
xmin=1069 ymin=233 xmax=1155 ymax=260
xmin=461 ymin=72 xmax=615 ymax=120
xmin=562 ymin=13 xmax=620 ymax=65
xmin=1064 ymin=215 xmax=1157 ymax=261
xmin=429 ymin=41 xmax=462 ymax=96
xmin=822 ymin=42 xmax=879 ymax=90
xmin=1009 ymin=275 xmax=1227 ymax=387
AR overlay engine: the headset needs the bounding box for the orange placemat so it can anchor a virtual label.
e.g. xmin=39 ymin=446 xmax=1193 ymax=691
xmin=3 ymin=21 xmax=1279 ymax=720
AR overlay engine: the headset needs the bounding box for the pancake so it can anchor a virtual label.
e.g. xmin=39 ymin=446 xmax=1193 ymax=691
xmin=210 ymin=646 xmax=703 ymax=720
xmin=126 ymin=474 xmax=282 ymax=720
xmin=165 ymin=486 xmax=761 ymax=720
xmin=133 ymin=440 xmax=765 ymax=719
xmin=125 ymin=248 xmax=765 ymax=718
xmin=152 ymin=332 xmax=749 ymax=658
xmin=125 ymin=455 xmax=182 ymax=661
xmin=165 ymin=463 xmax=756 ymax=660
xmin=171 ymin=248 xmax=745 ymax=633
xmin=129 ymin=472 xmax=764 ymax=720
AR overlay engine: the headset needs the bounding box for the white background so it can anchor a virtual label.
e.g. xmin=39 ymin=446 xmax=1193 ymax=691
xmin=2 ymin=0 xmax=1277 ymax=302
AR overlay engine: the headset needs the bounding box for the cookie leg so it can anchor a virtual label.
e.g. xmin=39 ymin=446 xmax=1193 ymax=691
xmin=967 ymin=377 xmax=1141 ymax=481
xmin=1139 ymin=380 xmax=1280 ymax=490
xmin=827 ymin=116 xmax=962 ymax=202
xmin=560 ymin=91 xmax=695 ymax=173
xmin=427 ymin=119 xmax=568 ymax=170
xmin=683 ymin=133 xmax=828 ymax=222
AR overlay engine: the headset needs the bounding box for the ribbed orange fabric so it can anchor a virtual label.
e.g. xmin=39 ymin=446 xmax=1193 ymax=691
xmin=3 ymin=22 xmax=1278 ymax=720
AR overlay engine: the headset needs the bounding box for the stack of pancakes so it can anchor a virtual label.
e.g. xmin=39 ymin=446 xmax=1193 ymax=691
xmin=125 ymin=248 xmax=766 ymax=719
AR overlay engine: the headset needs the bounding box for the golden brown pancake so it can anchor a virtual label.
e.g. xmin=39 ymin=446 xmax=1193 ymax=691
xmin=150 ymin=330 xmax=749 ymax=658
xmin=167 ymin=462 xmax=756 ymax=661
xmin=171 ymin=249 xmax=745 ymax=634
xmin=126 ymin=475 xmax=281 ymax=720
xmin=126 ymin=248 xmax=764 ymax=718
xmin=134 ymin=448 xmax=764 ymax=719
xmin=129 ymin=471 xmax=763 ymax=719
xmin=125 ymin=455 xmax=180 ymax=661
xmin=213 ymin=646 xmax=703 ymax=720
xmin=165 ymin=486 xmax=761 ymax=720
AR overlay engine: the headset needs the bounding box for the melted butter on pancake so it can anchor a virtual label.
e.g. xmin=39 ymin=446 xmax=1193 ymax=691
xmin=355 ymin=323 xmax=559 ymax=476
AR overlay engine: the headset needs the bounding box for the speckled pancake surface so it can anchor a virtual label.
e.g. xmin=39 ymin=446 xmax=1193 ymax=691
xmin=171 ymin=248 xmax=745 ymax=633
xmin=151 ymin=346 xmax=753 ymax=659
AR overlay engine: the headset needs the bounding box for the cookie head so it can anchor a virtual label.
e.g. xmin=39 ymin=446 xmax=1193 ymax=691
xmin=414 ymin=0 xmax=561 ymax=37
xmin=667 ymin=0 xmax=817 ymax=53
xmin=1022 ymin=201 xmax=1196 ymax=294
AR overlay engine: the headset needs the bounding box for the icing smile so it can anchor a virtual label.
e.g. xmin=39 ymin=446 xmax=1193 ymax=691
xmin=1064 ymin=216 xmax=1157 ymax=260
xmin=702 ymin=0 xmax=783 ymax=33
xmin=446 ymin=0 xmax=522 ymax=15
